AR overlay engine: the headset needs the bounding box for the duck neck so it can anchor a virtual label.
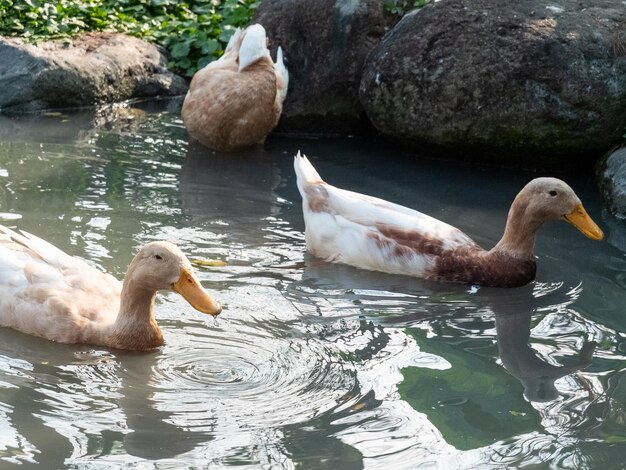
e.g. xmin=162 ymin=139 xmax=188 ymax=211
xmin=492 ymin=199 xmax=541 ymax=258
xmin=111 ymin=273 xmax=164 ymax=350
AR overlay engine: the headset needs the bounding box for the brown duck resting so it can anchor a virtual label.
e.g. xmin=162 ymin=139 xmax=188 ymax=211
xmin=181 ymin=24 xmax=288 ymax=152
xmin=294 ymin=152 xmax=604 ymax=288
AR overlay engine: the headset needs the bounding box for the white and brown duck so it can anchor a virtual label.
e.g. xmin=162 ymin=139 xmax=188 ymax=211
xmin=0 ymin=226 xmax=221 ymax=350
xmin=181 ymin=24 xmax=289 ymax=152
xmin=294 ymin=152 xmax=604 ymax=288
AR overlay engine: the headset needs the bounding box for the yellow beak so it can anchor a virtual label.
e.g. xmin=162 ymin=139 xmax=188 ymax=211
xmin=563 ymin=203 xmax=604 ymax=241
xmin=171 ymin=267 xmax=222 ymax=316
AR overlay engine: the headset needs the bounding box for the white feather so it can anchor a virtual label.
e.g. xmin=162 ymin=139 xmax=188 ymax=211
xmin=238 ymin=24 xmax=271 ymax=72
xmin=222 ymin=27 xmax=244 ymax=61
xmin=294 ymin=152 xmax=475 ymax=277
xmin=274 ymin=46 xmax=289 ymax=103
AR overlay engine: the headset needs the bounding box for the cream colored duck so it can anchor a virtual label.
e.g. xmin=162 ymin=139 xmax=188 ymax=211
xmin=181 ymin=24 xmax=289 ymax=152
xmin=294 ymin=152 xmax=604 ymax=287
xmin=0 ymin=226 xmax=221 ymax=350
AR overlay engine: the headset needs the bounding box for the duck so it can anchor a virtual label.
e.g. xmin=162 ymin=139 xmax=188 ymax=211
xmin=293 ymin=152 xmax=604 ymax=287
xmin=181 ymin=24 xmax=289 ymax=152
xmin=0 ymin=226 xmax=222 ymax=350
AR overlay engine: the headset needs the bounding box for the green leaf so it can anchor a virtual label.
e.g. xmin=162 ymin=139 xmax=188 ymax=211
xmin=201 ymin=38 xmax=218 ymax=55
xmin=196 ymin=56 xmax=212 ymax=69
xmin=169 ymin=40 xmax=190 ymax=58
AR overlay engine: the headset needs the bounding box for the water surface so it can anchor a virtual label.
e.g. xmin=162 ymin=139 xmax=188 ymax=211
xmin=0 ymin=101 xmax=625 ymax=469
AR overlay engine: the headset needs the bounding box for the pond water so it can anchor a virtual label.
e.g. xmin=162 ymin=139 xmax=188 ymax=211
xmin=0 ymin=100 xmax=625 ymax=469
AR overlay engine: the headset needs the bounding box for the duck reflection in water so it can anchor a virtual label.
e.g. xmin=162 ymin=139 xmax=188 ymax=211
xmin=116 ymin=351 xmax=215 ymax=459
xmin=0 ymin=328 xmax=214 ymax=463
xmin=297 ymin=256 xmax=598 ymax=404
xmin=491 ymin=286 xmax=596 ymax=402
xmin=180 ymin=143 xmax=281 ymax=241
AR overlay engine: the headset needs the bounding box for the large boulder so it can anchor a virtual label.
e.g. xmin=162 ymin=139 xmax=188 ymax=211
xmin=597 ymin=147 xmax=626 ymax=218
xmin=253 ymin=0 xmax=396 ymax=134
xmin=0 ymin=32 xmax=188 ymax=113
xmin=360 ymin=0 xmax=626 ymax=163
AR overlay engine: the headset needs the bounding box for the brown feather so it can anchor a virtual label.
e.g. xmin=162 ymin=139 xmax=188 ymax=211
xmin=433 ymin=248 xmax=536 ymax=288
xmin=371 ymin=224 xmax=534 ymax=287
xmin=375 ymin=224 xmax=446 ymax=257
xmin=304 ymin=182 xmax=330 ymax=213
xmin=182 ymin=57 xmax=279 ymax=152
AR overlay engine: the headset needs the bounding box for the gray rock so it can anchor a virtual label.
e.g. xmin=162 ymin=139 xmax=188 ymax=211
xmin=0 ymin=33 xmax=188 ymax=113
xmin=253 ymin=0 xmax=395 ymax=134
xmin=359 ymin=0 xmax=626 ymax=163
xmin=598 ymin=147 xmax=626 ymax=218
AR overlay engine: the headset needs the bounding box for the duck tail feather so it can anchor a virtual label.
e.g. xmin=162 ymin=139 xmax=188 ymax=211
xmin=274 ymin=46 xmax=289 ymax=98
xmin=221 ymin=28 xmax=244 ymax=61
xmin=294 ymin=151 xmax=323 ymax=195
xmin=0 ymin=225 xmax=79 ymax=269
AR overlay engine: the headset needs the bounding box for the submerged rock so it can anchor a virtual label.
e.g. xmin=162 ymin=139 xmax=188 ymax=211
xmin=359 ymin=0 xmax=626 ymax=163
xmin=0 ymin=33 xmax=188 ymax=113
xmin=253 ymin=0 xmax=395 ymax=135
xmin=598 ymin=147 xmax=626 ymax=218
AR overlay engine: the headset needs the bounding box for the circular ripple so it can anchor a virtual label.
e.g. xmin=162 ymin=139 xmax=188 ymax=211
xmin=120 ymin=286 xmax=359 ymax=431
xmin=151 ymin=330 xmax=355 ymax=428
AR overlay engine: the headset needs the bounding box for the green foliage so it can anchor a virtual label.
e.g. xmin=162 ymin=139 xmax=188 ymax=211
xmin=384 ymin=0 xmax=430 ymax=16
xmin=0 ymin=0 xmax=260 ymax=77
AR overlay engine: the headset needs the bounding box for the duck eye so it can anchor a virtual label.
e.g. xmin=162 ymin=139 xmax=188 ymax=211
xmin=155 ymin=254 xmax=163 ymax=260
xmin=549 ymin=190 xmax=557 ymax=197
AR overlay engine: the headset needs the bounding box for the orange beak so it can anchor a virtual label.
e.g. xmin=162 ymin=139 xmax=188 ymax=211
xmin=171 ymin=267 xmax=222 ymax=316
xmin=563 ymin=204 xmax=604 ymax=241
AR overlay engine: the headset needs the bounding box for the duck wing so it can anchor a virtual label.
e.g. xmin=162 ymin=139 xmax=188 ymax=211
xmin=0 ymin=225 xmax=94 ymax=272
xmin=294 ymin=153 xmax=479 ymax=276
xmin=0 ymin=226 xmax=121 ymax=342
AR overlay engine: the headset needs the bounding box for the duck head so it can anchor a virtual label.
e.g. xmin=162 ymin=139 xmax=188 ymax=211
xmin=238 ymin=24 xmax=272 ymax=72
xmin=128 ymin=241 xmax=222 ymax=315
xmin=515 ymin=177 xmax=604 ymax=240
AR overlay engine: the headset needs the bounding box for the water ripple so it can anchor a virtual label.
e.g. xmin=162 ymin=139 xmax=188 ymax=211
xmin=125 ymin=286 xmax=359 ymax=433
